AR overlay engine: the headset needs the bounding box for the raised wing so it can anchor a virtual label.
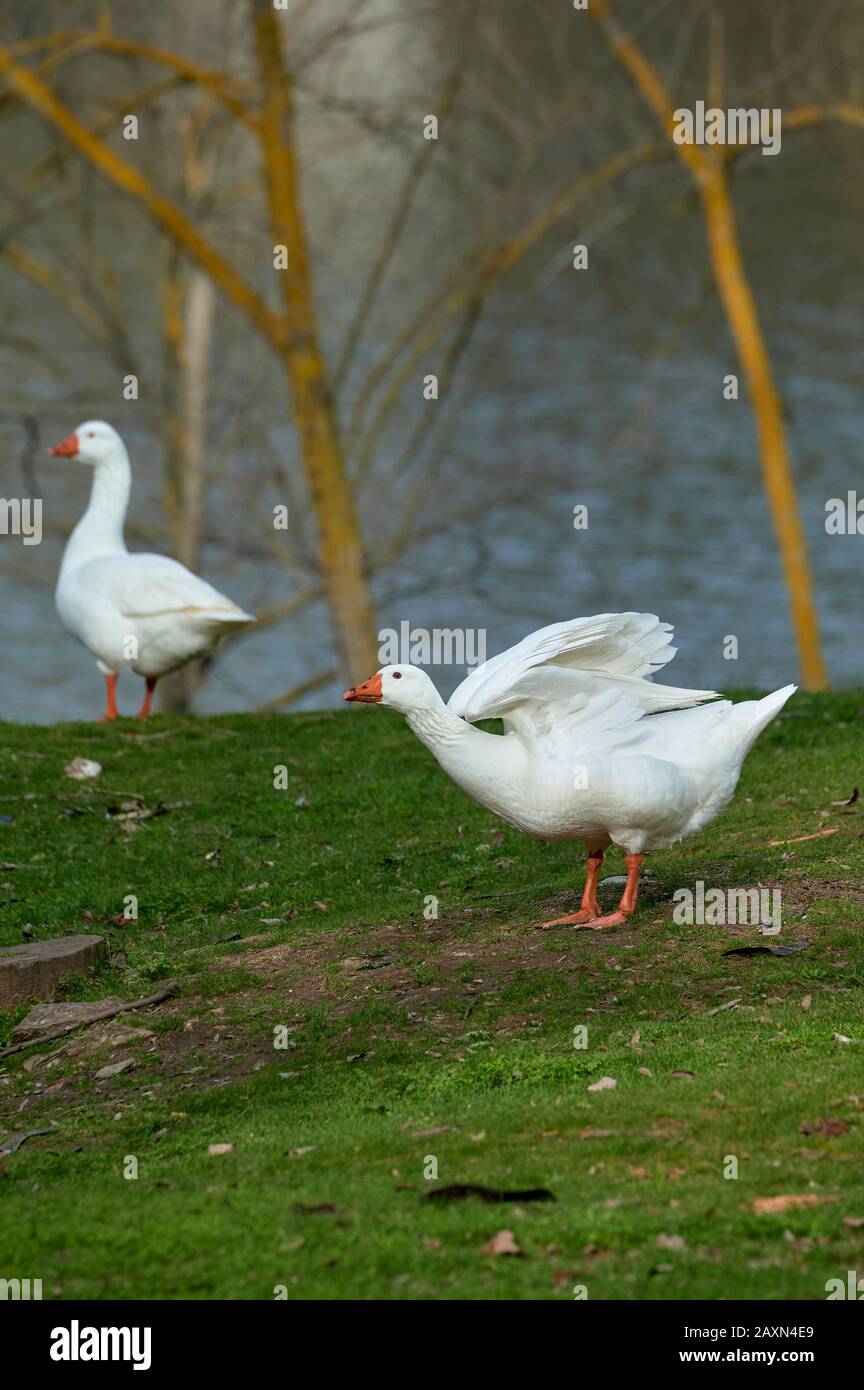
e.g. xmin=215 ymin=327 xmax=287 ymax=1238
xmin=448 ymin=613 xmax=718 ymax=758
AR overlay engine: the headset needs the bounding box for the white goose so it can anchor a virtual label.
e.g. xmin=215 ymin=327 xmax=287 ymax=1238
xmin=345 ymin=613 xmax=795 ymax=929
xmin=52 ymin=420 xmax=254 ymax=719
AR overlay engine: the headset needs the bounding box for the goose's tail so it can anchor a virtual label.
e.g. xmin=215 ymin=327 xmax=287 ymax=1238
xmin=190 ymin=606 xmax=255 ymax=633
xmin=730 ymin=683 xmax=797 ymax=758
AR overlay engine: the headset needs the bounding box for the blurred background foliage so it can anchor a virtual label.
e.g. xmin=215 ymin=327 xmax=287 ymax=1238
xmin=0 ymin=0 xmax=862 ymax=719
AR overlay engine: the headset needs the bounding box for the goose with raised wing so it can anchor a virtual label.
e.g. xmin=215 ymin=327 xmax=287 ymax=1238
xmin=52 ymin=421 xmax=254 ymax=720
xmin=345 ymin=613 xmax=795 ymax=929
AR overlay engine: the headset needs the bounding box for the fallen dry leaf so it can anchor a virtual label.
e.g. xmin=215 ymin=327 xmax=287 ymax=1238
xmin=753 ymin=1194 xmax=838 ymax=1215
xmin=208 ymin=1143 xmax=234 ymax=1156
xmin=800 ymin=994 xmax=812 ymax=1010
xmin=95 ymin=1058 xmax=133 ymax=1079
xmin=587 ymin=1075 xmax=617 ymax=1093
xmin=481 ymin=1230 xmax=522 ymax=1257
xmin=656 ymin=1232 xmax=686 ymax=1250
xmin=842 ymin=1216 xmax=864 ymax=1229
xmin=800 ymin=1118 xmax=849 ymax=1138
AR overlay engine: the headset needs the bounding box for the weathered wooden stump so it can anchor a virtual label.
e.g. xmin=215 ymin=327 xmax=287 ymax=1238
xmin=0 ymin=935 xmax=106 ymax=1009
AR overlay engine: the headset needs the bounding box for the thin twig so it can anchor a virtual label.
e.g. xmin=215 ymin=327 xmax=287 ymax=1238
xmin=0 ymin=981 xmax=180 ymax=1061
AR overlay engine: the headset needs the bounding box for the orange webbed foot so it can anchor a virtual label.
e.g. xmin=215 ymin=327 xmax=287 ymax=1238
xmin=588 ymin=910 xmax=631 ymax=930
xmin=537 ymin=908 xmax=599 ymax=930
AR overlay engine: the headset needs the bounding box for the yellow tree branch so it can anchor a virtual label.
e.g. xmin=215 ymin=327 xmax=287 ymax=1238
xmin=591 ymin=0 xmax=827 ymax=690
xmin=591 ymin=0 xmax=707 ymax=180
xmin=248 ymin=0 xmax=378 ymax=680
xmin=26 ymin=75 xmax=190 ymax=185
xmin=781 ymin=103 xmax=864 ymax=134
xmin=3 ymin=31 xmax=257 ymax=130
xmin=2 ymin=242 xmax=113 ymax=345
xmin=0 ymin=42 xmax=285 ymax=349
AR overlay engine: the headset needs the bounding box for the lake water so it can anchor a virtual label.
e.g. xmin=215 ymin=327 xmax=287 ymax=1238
xmin=1 ymin=100 xmax=862 ymax=723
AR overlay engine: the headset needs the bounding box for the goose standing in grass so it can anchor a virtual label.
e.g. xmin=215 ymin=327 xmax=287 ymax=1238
xmin=52 ymin=421 xmax=254 ymax=720
xmin=345 ymin=613 xmax=795 ymax=929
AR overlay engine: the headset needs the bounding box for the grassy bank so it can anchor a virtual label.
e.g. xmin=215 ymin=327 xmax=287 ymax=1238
xmin=1 ymin=692 xmax=863 ymax=1299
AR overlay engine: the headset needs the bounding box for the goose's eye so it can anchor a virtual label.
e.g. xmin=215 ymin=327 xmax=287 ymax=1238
xmin=392 ymin=672 xmax=402 ymax=680
xmin=87 ymin=431 xmax=95 ymax=438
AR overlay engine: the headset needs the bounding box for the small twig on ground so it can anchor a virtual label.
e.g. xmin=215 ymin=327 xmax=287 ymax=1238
xmin=0 ymin=981 xmax=180 ymax=1060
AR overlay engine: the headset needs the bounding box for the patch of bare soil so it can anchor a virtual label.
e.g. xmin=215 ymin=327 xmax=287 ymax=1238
xmin=1 ymin=873 xmax=850 ymax=1130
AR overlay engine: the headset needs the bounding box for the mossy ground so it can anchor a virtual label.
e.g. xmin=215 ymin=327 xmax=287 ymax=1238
xmin=0 ymin=691 xmax=862 ymax=1299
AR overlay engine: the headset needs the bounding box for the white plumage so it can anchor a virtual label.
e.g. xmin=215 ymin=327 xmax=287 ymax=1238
xmin=345 ymin=613 xmax=795 ymax=928
xmin=52 ymin=420 xmax=254 ymax=719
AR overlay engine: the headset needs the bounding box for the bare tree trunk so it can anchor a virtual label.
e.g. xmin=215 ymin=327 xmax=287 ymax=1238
xmin=248 ymin=0 xmax=378 ymax=682
xmin=590 ymin=0 xmax=827 ymax=690
xmin=160 ymin=241 xmax=185 ymax=557
xmin=159 ymin=267 xmax=216 ymax=713
xmin=178 ymin=270 xmax=214 ymax=571
xmin=698 ymin=164 xmax=826 ymax=690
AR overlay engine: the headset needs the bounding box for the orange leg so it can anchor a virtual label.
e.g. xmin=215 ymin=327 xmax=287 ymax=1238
xmin=100 ymin=673 xmax=119 ymax=722
xmin=589 ymin=853 xmax=643 ymax=930
xmin=539 ymin=849 xmax=604 ymax=929
xmin=136 ymin=676 xmax=158 ymax=720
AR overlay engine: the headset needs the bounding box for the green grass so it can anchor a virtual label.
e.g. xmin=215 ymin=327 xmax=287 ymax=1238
xmin=1 ymin=692 xmax=863 ymax=1300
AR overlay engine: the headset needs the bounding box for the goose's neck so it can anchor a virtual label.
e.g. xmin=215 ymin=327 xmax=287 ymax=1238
xmin=405 ymin=691 xmax=518 ymax=810
xmin=61 ymin=450 xmax=131 ymax=574
xmin=405 ymin=695 xmax=472 ymax=752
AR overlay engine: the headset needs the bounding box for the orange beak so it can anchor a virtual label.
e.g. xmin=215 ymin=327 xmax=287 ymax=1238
xmin=343 ymin=673 xmax=382 ymax=704
xmin=50 ymin=432 xmax=79 ymax=458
